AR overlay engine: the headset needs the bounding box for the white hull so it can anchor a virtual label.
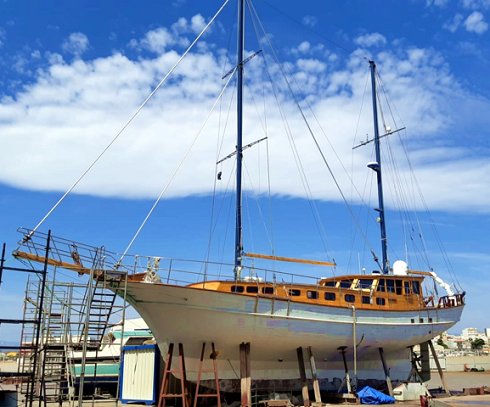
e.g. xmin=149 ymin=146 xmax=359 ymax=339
xmin=124 ymin=282 xmax=463 ymax=381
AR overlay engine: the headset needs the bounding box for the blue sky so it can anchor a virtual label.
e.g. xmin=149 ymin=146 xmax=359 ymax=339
xmin=0 ymin=0 xmax=489 ymax=342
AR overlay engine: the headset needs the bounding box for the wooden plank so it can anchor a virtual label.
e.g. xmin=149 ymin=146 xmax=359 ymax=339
xmin=13 ymin=250 xmax=146 ymax=282
xmin=240 ymin=342 xmax=251 ymax=407
xmin=244 ymin=252 xmax=335 ymax=267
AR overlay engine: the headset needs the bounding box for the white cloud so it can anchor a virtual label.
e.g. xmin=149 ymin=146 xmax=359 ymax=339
xmin=464 ymin=11 xmax=489 ymax=33
xmin=461 ymin=0 xmax=490 ymax=9
xmin=426 ymin=0 xmax=450 ymax=6
xmin=443 ymin=13 xmax=464 ymax=32
xmin=0 ymin=24 xmax=489 ymax=216
xmin=130 ymin=15 xmax=208 ymax=54
xmin=354 ymin=32 xmax=387 ymax=47
xmin=137 ymin=27 xmax=177 ymax=53
xmin=296 ymin=58 xmax=326 ymax=73
xmin=62 ymin=32 xmax=89 ymax=57
xmin=302 ymin=15 xmax=318 ymax=28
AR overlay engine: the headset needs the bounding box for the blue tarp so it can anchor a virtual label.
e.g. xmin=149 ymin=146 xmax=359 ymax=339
xmin=357 ymin=386 xmax=396 ymax=405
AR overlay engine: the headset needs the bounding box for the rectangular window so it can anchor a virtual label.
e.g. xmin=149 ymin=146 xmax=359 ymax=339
xmin=395 ymin=280 xmax=403 ymax=295
xmin=411 ymin=318 xmax=415 ymax=323
xmin=362 ymin=296 xmax=371 ymax=304
xmin=307 ymin=290 xmax=318 ymax=300
xmin=340 ymin=279 xmax=353 ymax=289
xmin=357 ymin=279 xmax=374 ymax=289
xmin=246 ymin=286 xmax=258 ymax=293
xmin=404 ymin=281 xmax=411 ymax=295
xmin=376 ymin=297 xmax=386 ymax=306
xmin=323 ymin=281 xmax=336 ymax=287
xmin=428 ymin=317 xmax=433 ymax=323
xmin=324 ymin=292 xmax=336 ymax=301
xmin=386 ymin=279 xmax=395 ymax=293
xmin=262 ymin=286 xmax=274 ymax=294
xmin=412 ymin=281 xmax=420 ymax=294
xmin=376 ymin=279 xmax=386 ymax=292
xmin=288 ymin=289 xmax=301 ymax=296
xmin=231 ymin=285 xmax=244 ymax=293
xmin=345 ymin=294 xmax=356 ymax=303
xmin=419 ymin=318 xmax=424 ymax=323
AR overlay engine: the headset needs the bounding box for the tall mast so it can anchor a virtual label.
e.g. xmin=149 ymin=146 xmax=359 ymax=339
xmin=369 ymin=60 xmax=389 ymax=274
xmin=234 ymin=0 xmax=245 ymax=279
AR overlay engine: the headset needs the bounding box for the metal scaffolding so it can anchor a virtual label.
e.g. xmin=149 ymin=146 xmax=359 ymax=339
xmin=1 ymin=229 xmax=129 ymax=406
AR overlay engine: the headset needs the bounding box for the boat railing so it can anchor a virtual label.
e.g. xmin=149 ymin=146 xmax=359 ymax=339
xmin=13 ymin=228 xmax=348 ymax=289
xmin=437 ymin=292 xmax=466 ymax=308
xmin=127 ymin=253 xmax=325 ymax=288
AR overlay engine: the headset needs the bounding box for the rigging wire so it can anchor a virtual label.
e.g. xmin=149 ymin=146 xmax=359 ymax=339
xmin=117 ymin=67 xmax=237 ymax=266
xmin=375 ymin=72 xmax=461 ymax=289
xmin=247 ymin=0 xmax=335 ymax=266
xmin=27 ymin=0 xmax=231 ymax=239
xmin=248 ymin=0 xmax=381 ymax=269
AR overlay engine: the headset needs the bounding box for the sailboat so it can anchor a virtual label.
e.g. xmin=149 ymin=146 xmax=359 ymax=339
xmin=13 ymin=0 xmax=464 ymax=389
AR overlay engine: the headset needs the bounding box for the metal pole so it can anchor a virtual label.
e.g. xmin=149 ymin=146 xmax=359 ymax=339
xmin=0 ymin=243 xmax=6 ymax=285
xmin=369 ymin=60 xmax=389 ymax=274
xmin=29 ymin=230 xmax=51 ymax=407
xmin=234 ymin=0 xmax=245 ymax=279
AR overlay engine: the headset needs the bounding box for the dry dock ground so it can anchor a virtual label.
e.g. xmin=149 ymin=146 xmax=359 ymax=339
xmin=1 ymin=370 xmax=488 ymax=406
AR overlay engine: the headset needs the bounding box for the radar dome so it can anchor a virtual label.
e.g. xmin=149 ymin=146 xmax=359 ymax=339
xmin=392 ymin=260 xmax=408 ymax=276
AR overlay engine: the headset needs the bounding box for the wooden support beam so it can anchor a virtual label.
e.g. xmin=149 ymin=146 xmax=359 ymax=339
xmin=428 ymin=341 xmax=451 ymax=396
xmin=378 ymin=347 xmax=394 ymax=396
xmin=240 ymin=342 xmax=251 ymax=407
xmin=307 ymin=346 xmax=322 ymax=404
xmin=296 ymin=347 xmax=310 ymax=407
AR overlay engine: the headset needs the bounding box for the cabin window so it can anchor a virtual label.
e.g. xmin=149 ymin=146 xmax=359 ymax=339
xmin=386 ymin=279 xmax=395 ymax=293
xmin=307 ymin=290 xmax=318 ymax=300
xmin=288 ymin=289 xmax=301 ymax=296
xmin=388 ymin=298 xmax=397 ymax=304
xmin=262 ymin=286 xmax=274 ymax=294
xmin=376 ymin=279 xmax=386 ymax=292
xmin=404 ymin=282 xmax=411 ymax=295
xmin=340 ymin=279 xmax=353 ymax=289
xmin=231 ymin=285 xmax=244 ymax=293
xmin=324 ymin=292 xmax=336 ymax=301
xmin=419 ymin=318 xmax=424 ymax=323
xmin=357 ymin=279 xmax=373 ymax=290
xmin=376 ymin=297 xmax=386 ymax=306
xmin=246 ymin=286 xmax=259 ymax=293
xmin=412 ymin=281 xmax=420 ymax=294
xmin=411 ymin=318 xmax=415 ymax=323
xmin=323 ymin=281 xmax=336 ymax=287
xmin=362 ymin=296 xmax=371 ymax=304
xmin=428 ymin=317 xmax=433 ymax=323
xmin=395 ymin=280 xmax=403 ymax=295
xmin=345 ymin=294 xmax=356 ymax=303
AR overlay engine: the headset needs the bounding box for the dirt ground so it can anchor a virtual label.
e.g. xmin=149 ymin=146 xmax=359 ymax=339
xmin=427 ymin=371 xmax=490 ymax=391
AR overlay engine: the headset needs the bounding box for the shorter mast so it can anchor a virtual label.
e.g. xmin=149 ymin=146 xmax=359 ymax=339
xmin=368 ymin=60 xmax=389 ymax=274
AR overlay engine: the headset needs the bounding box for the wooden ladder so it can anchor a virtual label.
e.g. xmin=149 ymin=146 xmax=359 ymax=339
xmin=193 ymin=342 xmax=221 ymax=407
xmin=158 ymin=343 xmax=189 ymax=407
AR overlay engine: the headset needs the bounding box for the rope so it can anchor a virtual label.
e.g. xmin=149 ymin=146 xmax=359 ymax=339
xmin=117 ymin=67 xmax=237 ymax=265
xmin=27 ymin=0 xmax=231 ymax=239
xmin=248 ymin=0 xmax=378 ymax=267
